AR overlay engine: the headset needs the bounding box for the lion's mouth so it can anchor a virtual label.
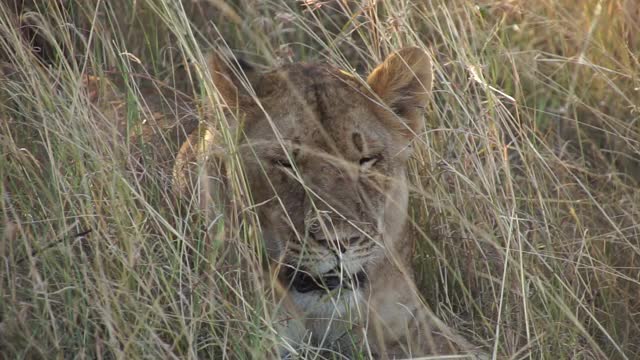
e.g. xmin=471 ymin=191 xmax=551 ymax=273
xmin=282 ymin=267 xmax=367 ymax=293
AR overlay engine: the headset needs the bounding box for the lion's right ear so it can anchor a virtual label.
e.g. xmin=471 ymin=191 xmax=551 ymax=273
xmin=172 ymin=125 xmax=225 ymax=202
xmin=208 ymin=52 xmax=256 ymax=112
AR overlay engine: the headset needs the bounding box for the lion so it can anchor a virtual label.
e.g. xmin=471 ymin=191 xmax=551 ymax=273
xmin=173 ymin=48 xmax=483 ymax=359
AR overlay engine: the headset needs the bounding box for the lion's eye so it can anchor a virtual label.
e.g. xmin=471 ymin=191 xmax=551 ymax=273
xmin=359 ymin=155 xmax=381 ymax=170
xmin=274 ymin=159 xmax=293 ymax=168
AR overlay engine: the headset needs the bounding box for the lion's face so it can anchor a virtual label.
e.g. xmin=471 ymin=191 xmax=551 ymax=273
xmin=211 ymin=48 xmax=432 ymax=279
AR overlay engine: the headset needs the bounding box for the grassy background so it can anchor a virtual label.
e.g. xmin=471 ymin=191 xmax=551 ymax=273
xmin=1 ymin=0 xmax=639 ymax=358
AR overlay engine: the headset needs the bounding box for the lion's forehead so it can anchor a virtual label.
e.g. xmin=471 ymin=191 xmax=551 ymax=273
xmin=252 ymin=107 xmax=386 ymax=148
xmin=245 ymin=64 xmax=397 ymax=154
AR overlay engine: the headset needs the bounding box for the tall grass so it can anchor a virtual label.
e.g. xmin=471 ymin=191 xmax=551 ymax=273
xmin=1 ymin=0 xmax=639 ymax=358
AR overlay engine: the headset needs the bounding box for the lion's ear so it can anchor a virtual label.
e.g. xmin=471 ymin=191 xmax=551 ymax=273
xmin=367 ymin=47 xmax=433 ymax=137
xmin=208 ymin=52 xmax=256 ymax=113
xmin=172 ymin=125 xmax=225 ymax=203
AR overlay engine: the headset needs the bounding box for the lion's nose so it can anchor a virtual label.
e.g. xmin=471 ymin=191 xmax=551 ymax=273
xmin=307 ymin=225 xmax=361 ymax=254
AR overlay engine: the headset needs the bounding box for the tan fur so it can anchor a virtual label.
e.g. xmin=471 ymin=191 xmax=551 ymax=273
xmin=174 ymin=48 xmax=482 ymax=359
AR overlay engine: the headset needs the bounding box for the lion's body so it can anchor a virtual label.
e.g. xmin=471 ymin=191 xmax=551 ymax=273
xmin=174 ymin=48 xmax=480 ymax=358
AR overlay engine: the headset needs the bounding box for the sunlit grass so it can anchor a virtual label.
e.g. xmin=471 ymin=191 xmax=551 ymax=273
xmin=1 ymin=0 xmax=639 ymax=358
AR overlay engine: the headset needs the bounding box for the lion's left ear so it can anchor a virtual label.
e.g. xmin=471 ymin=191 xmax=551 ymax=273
xmin=367 ymin=47 xmax=433 ymax=137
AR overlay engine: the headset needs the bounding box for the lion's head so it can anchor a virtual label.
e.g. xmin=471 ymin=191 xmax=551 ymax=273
xmin=177 ymin=47 xmax=433 ymax=283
